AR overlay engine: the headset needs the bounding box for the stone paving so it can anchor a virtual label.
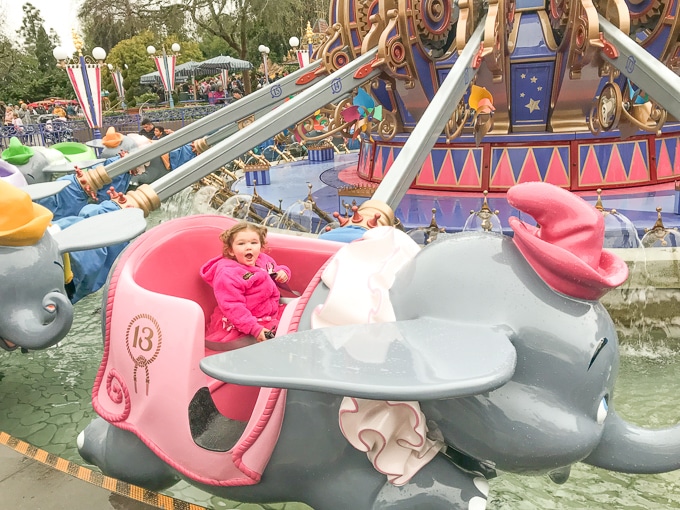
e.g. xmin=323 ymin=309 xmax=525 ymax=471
xmin=0 ymin=443 xmax=159 ymax=509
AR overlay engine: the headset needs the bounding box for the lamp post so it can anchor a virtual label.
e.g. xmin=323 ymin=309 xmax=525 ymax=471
xmin=53 ymin=32 xmax=106 ymax=139
xmin=289 ymin=36 xmax=311 ymax=68
xmin=147 ymin=43 xmax=180 ymax=109
xmin=107 ymin=63 xmax=126 ymax=110
xmin=289 ymin=36 xmax=300 ymax=68
xmin=258 ymin=44 xmax=271 ymax=84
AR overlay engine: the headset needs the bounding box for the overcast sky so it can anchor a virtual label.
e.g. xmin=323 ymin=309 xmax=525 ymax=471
xmin=4 ymin=0 xmax=80 ymax=53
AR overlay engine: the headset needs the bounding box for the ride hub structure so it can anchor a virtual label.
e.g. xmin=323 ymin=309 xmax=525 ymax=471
xmin=311 ymin=0 xmax=680 ymax=197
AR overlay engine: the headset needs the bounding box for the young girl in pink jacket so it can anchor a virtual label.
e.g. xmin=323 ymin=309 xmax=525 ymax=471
xmin=201 ymin=222 xmax=291 ymax=350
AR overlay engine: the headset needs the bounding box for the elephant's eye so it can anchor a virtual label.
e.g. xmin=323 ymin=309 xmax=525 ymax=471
xmin=588 ymin=337 xmax=608 ymax=370
xmin=597 ymin=396 xmax=608 ymax=424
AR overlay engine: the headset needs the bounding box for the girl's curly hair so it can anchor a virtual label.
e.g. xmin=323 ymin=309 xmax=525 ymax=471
xmin=219 ymin=222 xmax=268 ymax=258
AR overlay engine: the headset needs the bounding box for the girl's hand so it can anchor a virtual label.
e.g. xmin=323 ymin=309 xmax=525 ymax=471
xmin=274 ymin=270 xmax=288 ymax=283
xmin=257 ymin=329 xmax=269 ymax=342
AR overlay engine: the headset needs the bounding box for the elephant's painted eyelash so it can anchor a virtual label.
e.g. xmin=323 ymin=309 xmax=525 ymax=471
xmin=588 ymin=337 xmax=608 ymax=370
xmin=53 ymin=260 xmax=64 ymax=270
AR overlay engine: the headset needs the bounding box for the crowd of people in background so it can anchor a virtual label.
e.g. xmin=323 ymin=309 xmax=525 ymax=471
xmin=0 ymin=100 xmax=81 ymax=128
xmin=176 ymin=74 xmax=247 ymax=105
xmin=2 ymin=68 xmax=291 ymax=129
xmin=175 ymin=71 xmax=289 ymax=105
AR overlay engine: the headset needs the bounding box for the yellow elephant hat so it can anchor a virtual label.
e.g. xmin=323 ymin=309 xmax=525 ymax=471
xmin=0 ymin=180 xmax=53 ymax=246
xmin=102 ymin=126 xmax=124 ymax=149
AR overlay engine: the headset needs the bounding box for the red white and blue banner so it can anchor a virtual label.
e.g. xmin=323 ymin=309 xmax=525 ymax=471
xmin=65 ymin=57 xmax=102 ymax=129
xmin=153 ymin=53 xmax=177 ymax=94
xmin=296 ymin=48 xmax=311 ymax=68
xmin=111 ymin=69 xmax=125 ymax=100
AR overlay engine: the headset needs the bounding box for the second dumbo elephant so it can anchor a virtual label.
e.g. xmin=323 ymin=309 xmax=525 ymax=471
xmin=0 ymin=180 xmax=146 ymax=352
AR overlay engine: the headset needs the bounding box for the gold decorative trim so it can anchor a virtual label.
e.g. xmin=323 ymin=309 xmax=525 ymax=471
xmin=237 ymin=115 xmax=255 ymax=130
xmin=537 ymin=11 xmax=559 ymax=52
xmin=192 ymin=137 xmax=209 ymax=154
xmin=338 ymin=184 xmax=378 ymax=197
xmin=75 ymin=165 xmax=112 ymax=199
xmin=112 ymin=184 xmax=161 ymax=217
xmin=244 ymin=163 xmax=271 ymax=172
xmin=508 ymin=12 xmax=522 ymax=55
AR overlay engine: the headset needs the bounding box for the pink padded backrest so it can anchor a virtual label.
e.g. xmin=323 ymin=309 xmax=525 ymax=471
xmin=133 ymin=218 xmax=229 ymax=319
xmin=95 ymin=214 xmax=345 ymax=485
xmin=131 ymin=215 xmax=344 ymax=320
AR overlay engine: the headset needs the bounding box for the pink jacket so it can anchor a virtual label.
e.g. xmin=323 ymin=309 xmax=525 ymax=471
xmin=200 ymin=253 xmax=291 ymax=338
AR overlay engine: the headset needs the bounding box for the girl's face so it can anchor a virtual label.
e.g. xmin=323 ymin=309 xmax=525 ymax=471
xmin=154 ymin=128 xmax=162 ymax=137
xmin=227 ymin=230 xmax=262 ymax=266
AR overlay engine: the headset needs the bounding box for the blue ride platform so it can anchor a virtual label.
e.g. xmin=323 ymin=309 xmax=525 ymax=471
xmin=235 ymin=152 xmax=680 ymax=236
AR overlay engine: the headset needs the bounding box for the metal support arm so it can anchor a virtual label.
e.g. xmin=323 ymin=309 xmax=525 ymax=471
xmin=372 ymin=19 xmax=487 ymax=210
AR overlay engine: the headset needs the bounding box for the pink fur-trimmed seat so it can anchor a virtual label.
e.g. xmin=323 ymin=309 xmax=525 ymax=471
xmin=92 ymin=215 xmax=342 ymax=486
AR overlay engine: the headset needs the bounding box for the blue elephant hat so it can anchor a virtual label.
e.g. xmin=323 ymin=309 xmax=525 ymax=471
xmin=0 ymin=180 xmax=53 ymax=247
xmin=1 ymin=137 xmax=34 ymax=166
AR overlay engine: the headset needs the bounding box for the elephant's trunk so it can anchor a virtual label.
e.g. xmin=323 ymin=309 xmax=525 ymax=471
xmin=583 ymin=409 xmax=680 ymax=473
xmin=1 ymin=292 xmax=73 ymax=351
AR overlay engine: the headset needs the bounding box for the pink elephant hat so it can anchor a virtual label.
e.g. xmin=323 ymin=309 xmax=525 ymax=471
xmin=508 ymin=182 xmax=629 ymax=300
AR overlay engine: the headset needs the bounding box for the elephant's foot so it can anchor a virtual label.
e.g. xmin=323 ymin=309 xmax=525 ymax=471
xmin=77 ymin=417 xmax=180 ymax=491
xmin=372 ymin=454 xmax=490 ymax=510
xmin=0 ymin=337 xmax=18 ymax=351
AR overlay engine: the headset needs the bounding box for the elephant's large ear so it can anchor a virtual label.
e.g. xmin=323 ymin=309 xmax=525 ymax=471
xmin=201 ymin=319 xmax=516 ymax=400
xmin=53 ymin=208 xmax=147 ymax=253
xmin=43 ymin=159 xmax=105 ymax=174
xmin=23 ymin=180 xmax=70 ymax=200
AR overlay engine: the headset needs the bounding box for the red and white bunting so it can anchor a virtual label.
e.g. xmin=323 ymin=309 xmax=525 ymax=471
xmin=153 ymin=54 xmax=177 ymax=93
xmin=111 ymin=70 xmax=125 ymax=99
xmin=296 ymin=49 xmax=310 ymax=68
xmin=66 ymin=62 xmax=102 ymax=129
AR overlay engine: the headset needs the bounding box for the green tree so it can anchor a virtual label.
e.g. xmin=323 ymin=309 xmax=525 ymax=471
xmin=182 ymin=0 xmax=329 ymax=94
xmin=105 ymin=31 xmax=203 ymax=107
xmin=17 ymin=3 xmax=59 ymax=72
xmin=77 ymin=0 xmax=194 ymax=53
xmin=0 ymin=3 xmax=71 ymax=103
xmin=182 ymin=0 xmax=258 ymax=94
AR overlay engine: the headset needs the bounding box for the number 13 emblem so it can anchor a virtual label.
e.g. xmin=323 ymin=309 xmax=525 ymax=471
xmin=125 ymin=314 xmax=162 ymax=395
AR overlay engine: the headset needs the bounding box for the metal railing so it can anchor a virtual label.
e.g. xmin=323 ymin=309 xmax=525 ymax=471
xmin=0 ymin=104 xmax=225 ymax=150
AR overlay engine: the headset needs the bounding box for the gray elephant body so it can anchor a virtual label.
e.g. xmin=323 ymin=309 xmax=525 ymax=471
xmin=130 ymin=156 xmax=167 ymax=186
xmin=397 ymin=233 xmax=617 ymax=474
xmin=82 ymin=390 xmax=484 ymax=508
xmin=80 ymin=228 xmax=671 ymax=509
xmin=0 ymin=200 xmax=145 ymax=352
xmin=0 ymin=233 xmax=73 ymax=351
xmin=15 ymin=148 xmax=65 ymax=184
xmin=100 ymin=134 xmax=168 ymax=186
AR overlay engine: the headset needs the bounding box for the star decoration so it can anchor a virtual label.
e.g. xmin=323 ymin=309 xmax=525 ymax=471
xmin=531 ymin=76 xmax=538 ymax=83
xmin=520 ymin=92 xmax=525 ymax=97
xmin=521 ymin=73 xmax=526 ymax=79
xmin=537 ymin=86 xmax=543 ymax=91
xmin=526 ymin=98 xmax=541 ymax=113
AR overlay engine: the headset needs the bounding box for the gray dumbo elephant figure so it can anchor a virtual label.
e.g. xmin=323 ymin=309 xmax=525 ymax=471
xmin=77 ymin=182 xmax=678 ymax=509
xmin=0 ymin=180 xmax=145 ymax=352
xmin=1 ymin=136 xmax=70 ymax=184
xmin=98 ymin=127 xmax=169 ymax=186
